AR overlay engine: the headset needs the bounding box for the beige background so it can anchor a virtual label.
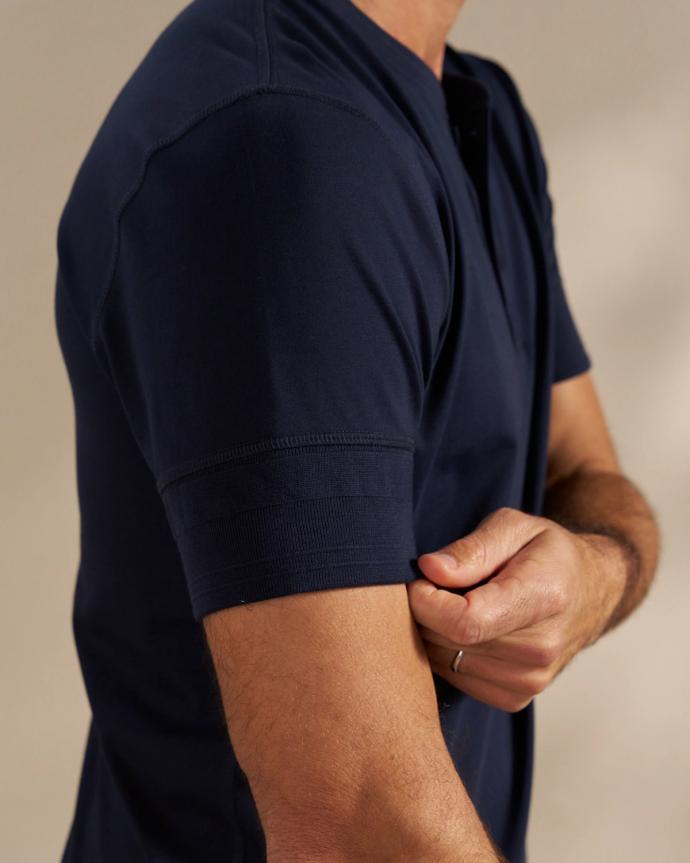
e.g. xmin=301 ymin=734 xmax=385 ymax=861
xmin=2 ymin=1 xmax=688 ymax=860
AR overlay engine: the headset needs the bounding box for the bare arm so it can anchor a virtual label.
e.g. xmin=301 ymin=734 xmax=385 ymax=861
xmin=543 ymin=369 xmax=661 ymax=636
xmin=204 ymin=583 xmax=504 ymax=863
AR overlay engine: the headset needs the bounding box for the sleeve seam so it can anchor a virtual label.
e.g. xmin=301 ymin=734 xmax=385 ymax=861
xmin=157 ymin=432 xmax=415 ymax=494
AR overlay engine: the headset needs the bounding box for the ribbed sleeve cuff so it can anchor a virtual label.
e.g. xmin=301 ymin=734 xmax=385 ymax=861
xmin=159 ymin=436 xmax=419 ymax=620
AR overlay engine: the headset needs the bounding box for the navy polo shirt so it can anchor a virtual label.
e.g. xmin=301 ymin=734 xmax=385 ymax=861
xmin=55 ymin=0 xmax=592 ymax=861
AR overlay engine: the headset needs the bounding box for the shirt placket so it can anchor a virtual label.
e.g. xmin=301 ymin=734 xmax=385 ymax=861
xmin=445 ymin=76 xmax=518 ymax=349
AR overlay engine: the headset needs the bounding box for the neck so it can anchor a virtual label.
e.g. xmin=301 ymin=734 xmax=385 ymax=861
xmin=350 ymin=0 xmax=465 ymax=81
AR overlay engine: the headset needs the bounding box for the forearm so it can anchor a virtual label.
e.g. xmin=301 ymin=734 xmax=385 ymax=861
xmin=542 ymin=466 xmax=660 ymax=637
xmin=267 ymin=749 xmax=505 ymax=863
xmin=251 ymin=678 xmax=504 ymax=863
xmin=205 ymin=586 xmax=503 ymax=863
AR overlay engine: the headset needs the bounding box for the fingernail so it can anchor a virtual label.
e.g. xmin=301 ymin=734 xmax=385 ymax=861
xmin=431 ymin=552 xmax=459 ymax=569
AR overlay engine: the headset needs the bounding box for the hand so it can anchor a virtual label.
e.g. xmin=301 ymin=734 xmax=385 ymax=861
xmin=407 ymin=507 xmax=627 ymax=712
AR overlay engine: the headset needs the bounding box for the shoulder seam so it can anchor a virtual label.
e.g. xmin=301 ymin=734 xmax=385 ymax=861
xmin=90 ymin=85 xmax=445 ymax=353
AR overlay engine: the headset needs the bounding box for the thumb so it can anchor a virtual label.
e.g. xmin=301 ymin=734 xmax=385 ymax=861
xmin=417 ymin=507 xmax=546 ymax=588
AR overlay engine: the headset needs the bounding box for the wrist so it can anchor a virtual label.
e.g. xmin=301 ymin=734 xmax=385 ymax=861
xmin=578 ymin=531 xmax=629 ymax=646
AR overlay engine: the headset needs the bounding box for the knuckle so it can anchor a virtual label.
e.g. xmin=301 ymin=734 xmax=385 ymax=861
xmin=457 ymin=536 xmax=488 ymax=569
xmin=529 ymin=637 xmax=561 ymax=667
xmin=496 ymin=506 xmax=529 ymax=528
xmin=537 ymin=645 xmax=558 ymax=667
xmin=505 ymin=695 xmax=534 ymax=713
xmin=534 ymin=514 xmax=556 ymax=533
xmin=547 ymin=582 xmax=569 ymax=614
xmin=525 ymin=672 xmax=550 ymax=695
xmin=452 ymin=613 xmax=482 ymax=646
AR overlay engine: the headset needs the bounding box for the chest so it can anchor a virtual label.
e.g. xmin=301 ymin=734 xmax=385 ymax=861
xmin=449 ymin=99 xmax=544 ymax=360
xmin=412 ymin=90 xmax=550 ymax=541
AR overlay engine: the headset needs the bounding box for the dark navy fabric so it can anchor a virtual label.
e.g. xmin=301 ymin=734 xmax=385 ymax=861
xmin=54 ymin=1 xmax=592 ymax=860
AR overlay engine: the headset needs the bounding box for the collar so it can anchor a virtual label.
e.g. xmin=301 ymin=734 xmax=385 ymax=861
xmin=324 ymin=1 xmax=490 ymax=124
xmin=442 ymin=46 xmax=492 ymax=129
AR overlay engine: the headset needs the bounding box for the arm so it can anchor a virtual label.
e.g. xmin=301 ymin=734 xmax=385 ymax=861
xmin=204 ymin=584 xmax=504 ymax=863
xmin=406 ymin=370 xmax=661 ymax=710
xmin=520 ymin=68 xmax=660 ymax=637
xmin=542 ymin=369 xmax=661 ymax=638
xmin=407 ymin=69 xmax=659 ymax=696
xmin=94 ymin=92 xmax=506 ymax=860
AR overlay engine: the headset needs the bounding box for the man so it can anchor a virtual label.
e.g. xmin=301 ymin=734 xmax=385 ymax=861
xmin=54 ymin=0 xmax=660 ymax=860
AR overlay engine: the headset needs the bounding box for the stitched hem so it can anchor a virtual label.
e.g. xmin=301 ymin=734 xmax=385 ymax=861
xmin=190 ymin=557 xmax=420 ymax=621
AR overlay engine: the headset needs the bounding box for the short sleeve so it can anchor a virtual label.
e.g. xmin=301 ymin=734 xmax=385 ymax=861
xmin=519 ymin=97 xmax=593 ymax=383
xmin=94 ymin=92 xmax=447 ymax=620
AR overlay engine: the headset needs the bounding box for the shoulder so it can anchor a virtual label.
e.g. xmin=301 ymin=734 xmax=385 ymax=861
xmin=93 ymin=85 xmax=449 ymax=344
xmin=65 ymin=0 xmax=418 ymax=229
xmin=144 ymin=86 xmax=409 ymax=182
xmin=109 ymin=86 xmax=423 ymax=254
xmin=58 ymin=0 xmax=448 ymax=347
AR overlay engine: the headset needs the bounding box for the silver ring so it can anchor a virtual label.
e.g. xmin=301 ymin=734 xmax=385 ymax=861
xmin=451 ymin=649 xmax=465 ymax=673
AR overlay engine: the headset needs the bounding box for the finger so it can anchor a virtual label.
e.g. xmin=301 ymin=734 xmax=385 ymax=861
xmin=453 ymin=550 xmax=564 ymax=645
xmin=417 ymin=622 xmax=560 ymax=668
xmin=416 ymin=624 xmax=529 ymax=662
xmin=415 ymin=624 xmax=471 ymax=651
xmin=417 ymin=506 xmax=547 ymax=589
xmin=428 ymin=657 xmax=535 ymax=713
xmin=423 ymin=640 xmax=550 ymax=697
xmin=406 ymin=577 xmax=470 ymax=644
